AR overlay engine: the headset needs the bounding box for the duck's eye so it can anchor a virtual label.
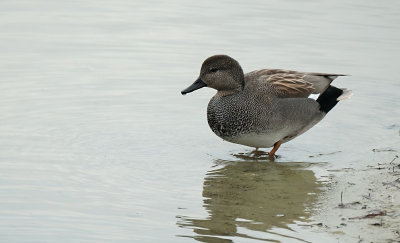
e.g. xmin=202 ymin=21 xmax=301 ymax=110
xmin=209 ymin=68 xmax=218 ymax=73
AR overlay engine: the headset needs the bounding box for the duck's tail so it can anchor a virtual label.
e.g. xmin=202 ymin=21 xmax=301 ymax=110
xmin=337 ymin=88 xmax=353 ymax=100
xmin=316 ymin=85 xmax=353 ymax=113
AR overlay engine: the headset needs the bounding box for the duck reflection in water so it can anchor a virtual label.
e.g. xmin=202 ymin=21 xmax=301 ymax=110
xmin=177 ymin=159 xmax=321 ymax=242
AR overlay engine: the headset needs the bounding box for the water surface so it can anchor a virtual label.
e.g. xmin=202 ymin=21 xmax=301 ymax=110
xmin=177 ymin=161 xmax=321 ymax=242
xmin=0 ymin=0 xmax=399 ymax=242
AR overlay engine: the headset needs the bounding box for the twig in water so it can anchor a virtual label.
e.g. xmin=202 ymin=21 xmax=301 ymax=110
xmin=349 ymin=210 xmax=386 ymax=220
xmin=389 ymin=155 xmax=399 ymax=164
xmin=338 ymin=191 xmax=344 ymax=207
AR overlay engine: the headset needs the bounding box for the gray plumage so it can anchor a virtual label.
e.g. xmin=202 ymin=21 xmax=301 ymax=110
xmin=182 ymin=55 xmax=352 ymax=152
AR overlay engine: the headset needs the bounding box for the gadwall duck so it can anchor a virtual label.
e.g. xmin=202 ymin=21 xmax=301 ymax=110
xmin=181 ymin=55 xmax=352 ymax=156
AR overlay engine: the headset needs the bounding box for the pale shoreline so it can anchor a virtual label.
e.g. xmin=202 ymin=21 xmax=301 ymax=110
xmin=310 ymin=151 xmax=400 ymax=242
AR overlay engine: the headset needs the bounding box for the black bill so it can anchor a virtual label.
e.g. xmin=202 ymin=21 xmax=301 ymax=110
xmin=181 ymin=78 xmax=207 ymax=95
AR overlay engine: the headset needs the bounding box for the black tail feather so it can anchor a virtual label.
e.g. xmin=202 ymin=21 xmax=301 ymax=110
xmin=316 ymin=85 xmax=343 ymax=113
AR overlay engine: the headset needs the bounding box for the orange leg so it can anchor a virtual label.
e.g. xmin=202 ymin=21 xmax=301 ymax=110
xmin=269 ymin=140 xmax=282 ymax=156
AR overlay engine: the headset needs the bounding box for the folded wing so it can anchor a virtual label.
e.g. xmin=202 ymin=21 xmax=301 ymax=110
xmin=246 ymin=69 xmax=347 ymax=98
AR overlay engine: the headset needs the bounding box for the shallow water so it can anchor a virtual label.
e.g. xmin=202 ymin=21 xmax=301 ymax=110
xmin=0 ymin=0 xmax=399 ymax=242
xmin=177 ymin=161 xmax=322 ymax=242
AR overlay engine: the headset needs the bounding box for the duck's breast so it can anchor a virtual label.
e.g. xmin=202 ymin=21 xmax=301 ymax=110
xmin=207 ymin=93 xmax=255 ymax=139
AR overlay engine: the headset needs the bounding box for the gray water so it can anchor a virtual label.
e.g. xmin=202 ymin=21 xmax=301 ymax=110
xmin=1 ymin=0 xmax=399 ymax=242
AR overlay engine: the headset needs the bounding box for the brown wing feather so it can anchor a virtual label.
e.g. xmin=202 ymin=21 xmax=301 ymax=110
xmin=246 ymin=69 xmax=347 ymax=98
xmin=247 ymin=69 xmax=315 ymax=98
xmin=266 ymin=74 xmax=315 ymax=98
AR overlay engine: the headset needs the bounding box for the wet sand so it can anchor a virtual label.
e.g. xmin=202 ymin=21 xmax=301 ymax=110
xmin=308 ymin=151 xmax=400 ymax=242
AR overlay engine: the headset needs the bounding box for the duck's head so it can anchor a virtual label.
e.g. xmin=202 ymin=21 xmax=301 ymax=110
xmin=181 ymin=55 xmax=245 ymax=95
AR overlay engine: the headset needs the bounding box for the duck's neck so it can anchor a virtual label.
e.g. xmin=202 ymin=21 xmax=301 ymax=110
xmin=216 ymin=89 xmax=241 ymax=97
